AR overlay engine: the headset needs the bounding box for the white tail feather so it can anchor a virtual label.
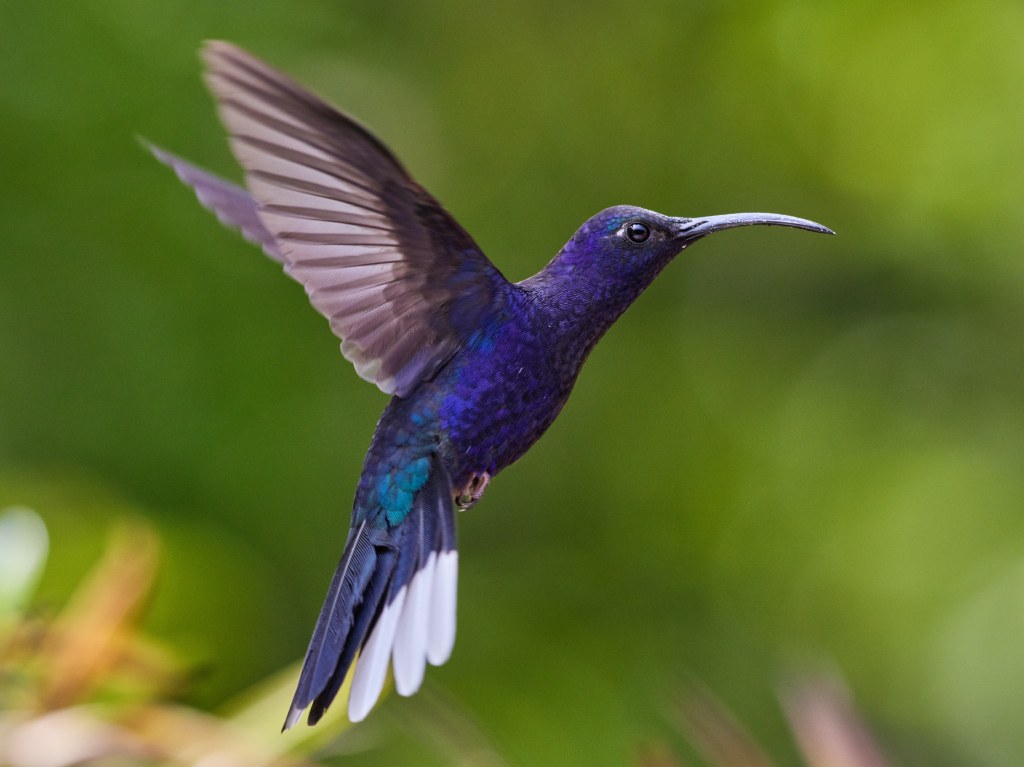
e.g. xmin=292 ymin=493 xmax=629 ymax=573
xmin=348 ymin=587 xmax=406 ymax=721
xmin=427 ymin=551 xmax=458 ymax=665
xmin=392 ymin=553 xmax=436 ymax=695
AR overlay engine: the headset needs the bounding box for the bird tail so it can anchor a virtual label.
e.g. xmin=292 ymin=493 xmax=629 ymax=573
xmin=284 ymin=453 xmax=458 ymax=728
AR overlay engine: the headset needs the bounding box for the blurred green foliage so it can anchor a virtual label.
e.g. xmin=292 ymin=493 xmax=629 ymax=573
xmin=1 ymin=1 xmax=1023 ymax=764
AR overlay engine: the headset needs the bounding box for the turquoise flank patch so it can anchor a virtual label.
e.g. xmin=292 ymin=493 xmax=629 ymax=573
xmin=383 ymin=489 xmax=413 ymax=525
xmin=379 ymin=456 xmax=432 ymax=526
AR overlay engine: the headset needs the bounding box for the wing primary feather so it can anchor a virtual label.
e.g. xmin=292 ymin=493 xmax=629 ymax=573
xmin=213 ymin=95 xmax=342 ymax=164
xmin=233 ymin=134 xmax=384 ymax=198
xmin=287 ymin=256 xmax=403 ymax=271
xmin=262 ymin=203 xmax=394 ymax=228
xmin=213 ymin=87 xmax=402 ymax=194
xmin=277 ymin=231 xmax=396 ymax=246
xmin=203 ymin=42 xmax=412 ymax=173
xmin=244 ymin=169 xmax=388 ymax=215
xmin=310 ymin=272 xmax=406 ymax=292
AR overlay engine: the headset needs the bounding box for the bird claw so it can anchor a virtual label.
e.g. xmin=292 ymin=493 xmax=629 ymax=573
xmin=455 ymin=472 xmax=491 ymax=511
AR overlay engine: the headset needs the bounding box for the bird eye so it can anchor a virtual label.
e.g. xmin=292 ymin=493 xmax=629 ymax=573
xmin=625 ymin=222 xmax=651 ymax=243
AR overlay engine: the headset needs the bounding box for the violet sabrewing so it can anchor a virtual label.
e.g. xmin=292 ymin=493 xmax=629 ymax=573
xmin=150 ymin=42 xmax=833 ymax=728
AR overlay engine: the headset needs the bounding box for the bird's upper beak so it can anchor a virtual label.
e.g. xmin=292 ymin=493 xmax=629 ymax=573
xmin=672 ymin=213 xmax=834 ymax=246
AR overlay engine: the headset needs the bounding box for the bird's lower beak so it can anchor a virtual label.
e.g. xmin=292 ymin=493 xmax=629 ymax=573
xmin=673 ymin=213 xmax=834 ymax=245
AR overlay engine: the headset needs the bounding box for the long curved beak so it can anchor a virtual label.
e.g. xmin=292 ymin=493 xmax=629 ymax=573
xmin=673 ymin=212 xmax=834 ymax=245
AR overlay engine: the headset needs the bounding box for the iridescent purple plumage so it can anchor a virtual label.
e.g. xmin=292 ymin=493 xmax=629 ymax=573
xmin=150 ymin=42 xmax=832 ymax=729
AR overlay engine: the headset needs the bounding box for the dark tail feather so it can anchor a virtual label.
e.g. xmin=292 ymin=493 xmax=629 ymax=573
xmin=143 ymin=140 xmax=284 ymax=262
xmin=283 ymin=521 xmax=377 ymax=729
xmin=306 ymin=545 xmax=397 ymax=724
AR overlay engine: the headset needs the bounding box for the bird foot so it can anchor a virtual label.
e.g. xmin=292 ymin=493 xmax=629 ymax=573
xmin=455 ymin=472 xmax=491 ymax=511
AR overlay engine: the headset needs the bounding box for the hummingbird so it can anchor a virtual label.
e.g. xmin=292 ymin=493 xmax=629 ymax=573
xmin=150 ymin=41 xmax=832 ymax=729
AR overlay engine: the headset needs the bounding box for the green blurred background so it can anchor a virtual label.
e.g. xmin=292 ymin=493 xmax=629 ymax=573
xmin=2 ymin=0 xmax=1023 ymax=764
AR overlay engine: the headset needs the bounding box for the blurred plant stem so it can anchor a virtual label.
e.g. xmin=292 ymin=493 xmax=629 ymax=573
xmin=36 ymin=521 xmax=164 ymax=710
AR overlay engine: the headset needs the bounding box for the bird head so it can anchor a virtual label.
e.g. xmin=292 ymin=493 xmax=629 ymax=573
xmin=540 ymin=205 xmax=832 ymax=301
xmin=572 ymin=204 xmax=832 ymax=278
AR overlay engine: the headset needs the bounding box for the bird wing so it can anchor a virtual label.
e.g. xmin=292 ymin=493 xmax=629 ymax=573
xmin=198 ymin=41 xmax=509 ymax=397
